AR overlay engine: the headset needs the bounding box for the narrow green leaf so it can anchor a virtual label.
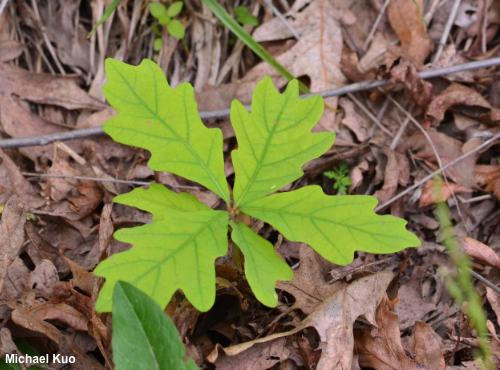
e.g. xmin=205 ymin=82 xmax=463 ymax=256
xmin=112 ymin=281 xmax=199 ymax=370
xmin=114 ymin=183 xmax=211 ymax=222
xmin=167 ymin=20 xmax=186 ymax=39
xmin=167 ymin=1 xmax=184 ymax=17
xmin=153 ymin=38 xmax=164 ymax=51
xmin=102 ymin=59 xmax=230 ymax=203
xmin=87 ymin=0 xmax=121 ymax=37
xmin=241 ymin=186 xmax=421 ymax=265
xmin=94 ymin=209 xmax=229 ymax=312
xmin=232 ymin=77 xmax=335 ymax=207
xmin=234 ymin=6 xmax=258 ymax=26
xmin=230 ymin=221 xmax=293 ymax=307
xmin=149 ymin=2 xmax=167 ymax=18
xmin=201 ymin=0 xmax=310 ymax=94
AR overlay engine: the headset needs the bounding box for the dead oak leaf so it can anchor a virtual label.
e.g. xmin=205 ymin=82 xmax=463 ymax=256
xmin=276 ymin=244 xmax=343 ymax=315
xmin=476 ymin=164 xmax=500 ymax=199
xmin=408 ymin=130 xmax=478 ymax=188
xmin=373 ymin=147 xmax=410 ymax=205
xmin=355 ymin=296 xmax=427 ymax=370
xmin=208 ymin=270 xmax=393 ymax=370
xmin=387 ymin=0 xmax=433 ymax=65
xmin=426 ymin=83 xmax=491 ymax=122
xmin=419 ymin=180 xmax=472 ymax=207
xmin=459 ymin=237 xmax=500 ymax=268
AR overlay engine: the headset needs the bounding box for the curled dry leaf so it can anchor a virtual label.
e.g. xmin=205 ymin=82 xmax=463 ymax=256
xmin=0 ymin=328 xmax=18 ymax=358
xmin=459 ymin=237 xmax=500 ymax=267
xmin=237 ymin=0 xmax=348 ymax=132
xmin=413 ymin=321 xmax=446 ymax=370
xmin=426 ymin=83 xmax=491 ymax=122
xmin=0 ymin=149 xmax=46 ymax=208
xmin=419 ymin=180 xmax=473 ymax=207
xmin=0 ymin=41 xmax=25 ymax=62
xmin=276 ymin=244 xmax=343 ymax=315
xmin=486 ymin=287 xmax=500 ymax=327
xmin=475 ymin=164 xmax=500 ymax=199
xmin=0 ymin=196 xmax=27 ymax=296
xmin=208 ymin=270 xmax=393 ymax=370
xmin=387 ymin=0 xmax=433 ymax=65
xmin=355 ymin=296 xmax=430 ymax=370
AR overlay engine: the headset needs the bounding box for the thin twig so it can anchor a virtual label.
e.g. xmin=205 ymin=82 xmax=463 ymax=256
xmin=21 ymin=172 xmax=200 ymax=190
xmin=433 ymin=0 xmax=462 ymax=64
xmin=262 ymin=0 xmax=300 ymax=40
xmin=347 ymin=93 xmax=394 ymax=138
xmin=1 ymin=57 xmax=500 ymax=149
xmin=0 ymin=0 xmax=8 ymax=18
xmin=469 ymin=269 xmax=500 ymax=296
xmin=374 ymin=131 xmax=500 ymax=212
xmin=363 ymin=0 xmax=391 ymax=51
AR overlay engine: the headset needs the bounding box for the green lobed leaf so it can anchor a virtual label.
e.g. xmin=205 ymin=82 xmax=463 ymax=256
xmin=234 ymin=6 xmax=258 ymax=26
xmin=232 ymin=77 xmax=335 ymax=207
xmin=112 ymin=281 xmax=199 ymax=370
xmin=240 ymin=186 xmax=421 ymax=265
xmin=149 ymin=2 xmax=167 ymax=18
xmin=102 ymin=59 xmax=230 ymax=203
xmin=167 ymin=1 xmax=184 ymax=17
xmin=94 ymin=185 xmax=229 ymax=312
xmin=114 ymin=183 xmax=210 ymax=222
xmin=229 ymin=221 xmax=293 ymax=307
xmin=167 ymin=20 xmax=186 ymax=39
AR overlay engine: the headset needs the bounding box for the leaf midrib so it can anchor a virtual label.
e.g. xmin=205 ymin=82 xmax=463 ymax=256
xmin=234 ymin=87 xmax=292 ymax=209
xmin=110 ymin=61 xmax=229 ymax=204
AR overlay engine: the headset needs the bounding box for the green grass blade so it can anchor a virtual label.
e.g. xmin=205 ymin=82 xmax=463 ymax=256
xmin=88 ymin=0 xmax=121 ymax=38
xmin=201 ymin=0 xmax=310 ymax=94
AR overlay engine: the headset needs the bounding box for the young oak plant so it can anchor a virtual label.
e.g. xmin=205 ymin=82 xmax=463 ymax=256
xmin=93 ymin=59 xmax=421 ymax=312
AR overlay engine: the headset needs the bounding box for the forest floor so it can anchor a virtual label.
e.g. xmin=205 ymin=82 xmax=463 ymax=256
xmin=1 ymin=0 xmax=500 ymax=369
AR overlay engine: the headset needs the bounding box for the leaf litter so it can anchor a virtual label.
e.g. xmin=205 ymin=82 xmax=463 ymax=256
xmin=0 ymin=0 xmax=500 ymax=368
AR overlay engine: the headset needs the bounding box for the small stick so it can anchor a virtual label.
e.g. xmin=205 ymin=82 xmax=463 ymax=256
xmin=469 ymin=268 xmax=500 ymax=295
xmin=0 ymin=0 xmax=9 ymax=19
xmin=433 ymin=0 xmax=462 ymax=64
xmin=21 ymin=172 xmax=201 ymax=190
xmin=262 ymin=0 xmax=300 ymax=40
xmin=374 ymin=131 xmax=500 ymax=211
xmin=1 ymin=57 xmax=500 ymax=149
xmin=348 ymin=93 xmax=394 ymax=138
xmin=363 ymin=0 xmax=391 ymax=51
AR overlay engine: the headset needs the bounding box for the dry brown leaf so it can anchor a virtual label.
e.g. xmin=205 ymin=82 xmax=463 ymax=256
xmin=475 ymin=164 xmax=500 ymax=199
xmin=0 ymin=149 xmax=46 ymax=208
xmin=69 ymin=180 xmax=104 ymax=218
xmin=396 ymin=266 xmax=436 ymax=330
xmin=419 ymin=180 xmax=473 ymax=207
xmin=30 ymin=302 xmax=89 ymax=331
xmin=408 ymin=130 xmax=478 ymax=188
xmin=486 ymin=287 xmax=500 ymax=324
xmin=459 ymin=237 xmax=500 ymax=267
xmin=208 ymin=270 xmax=393 ymax=370
xmin=98 ymin=203 xmax=113 ymax=258
xmin=426 ymin=83 xmax=491 ymax=122
xmin=338 ymin=97 xmax=370 ymax=141
xmin=373 ymin=147 xmax=410 ymax=205
xmin=387 ymin=0 xmax=433 ymax=65
xmin=276 ymin=244 xmax=343 ymax=315
xmin=355 ymin=296 xmax=425 ymax=370
xmin=0 ymin=195 xmax=27 ymax=296
xmin=11 ymin=308 xmax=63 ymax=344
xmin=389 ymin=62 xmax=434 ymax=108
xmin=0 ymin=41 xmax=25 ymax=62
xmin=60 ymin=254 xmax=101 ymax=295
xmin=236 ymin=0 xmax=348 ymax=133
xmin=0 ymin=328 xmax=18 ymax=358
xmin=414 ymin=322 xmax=446 ymax=370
